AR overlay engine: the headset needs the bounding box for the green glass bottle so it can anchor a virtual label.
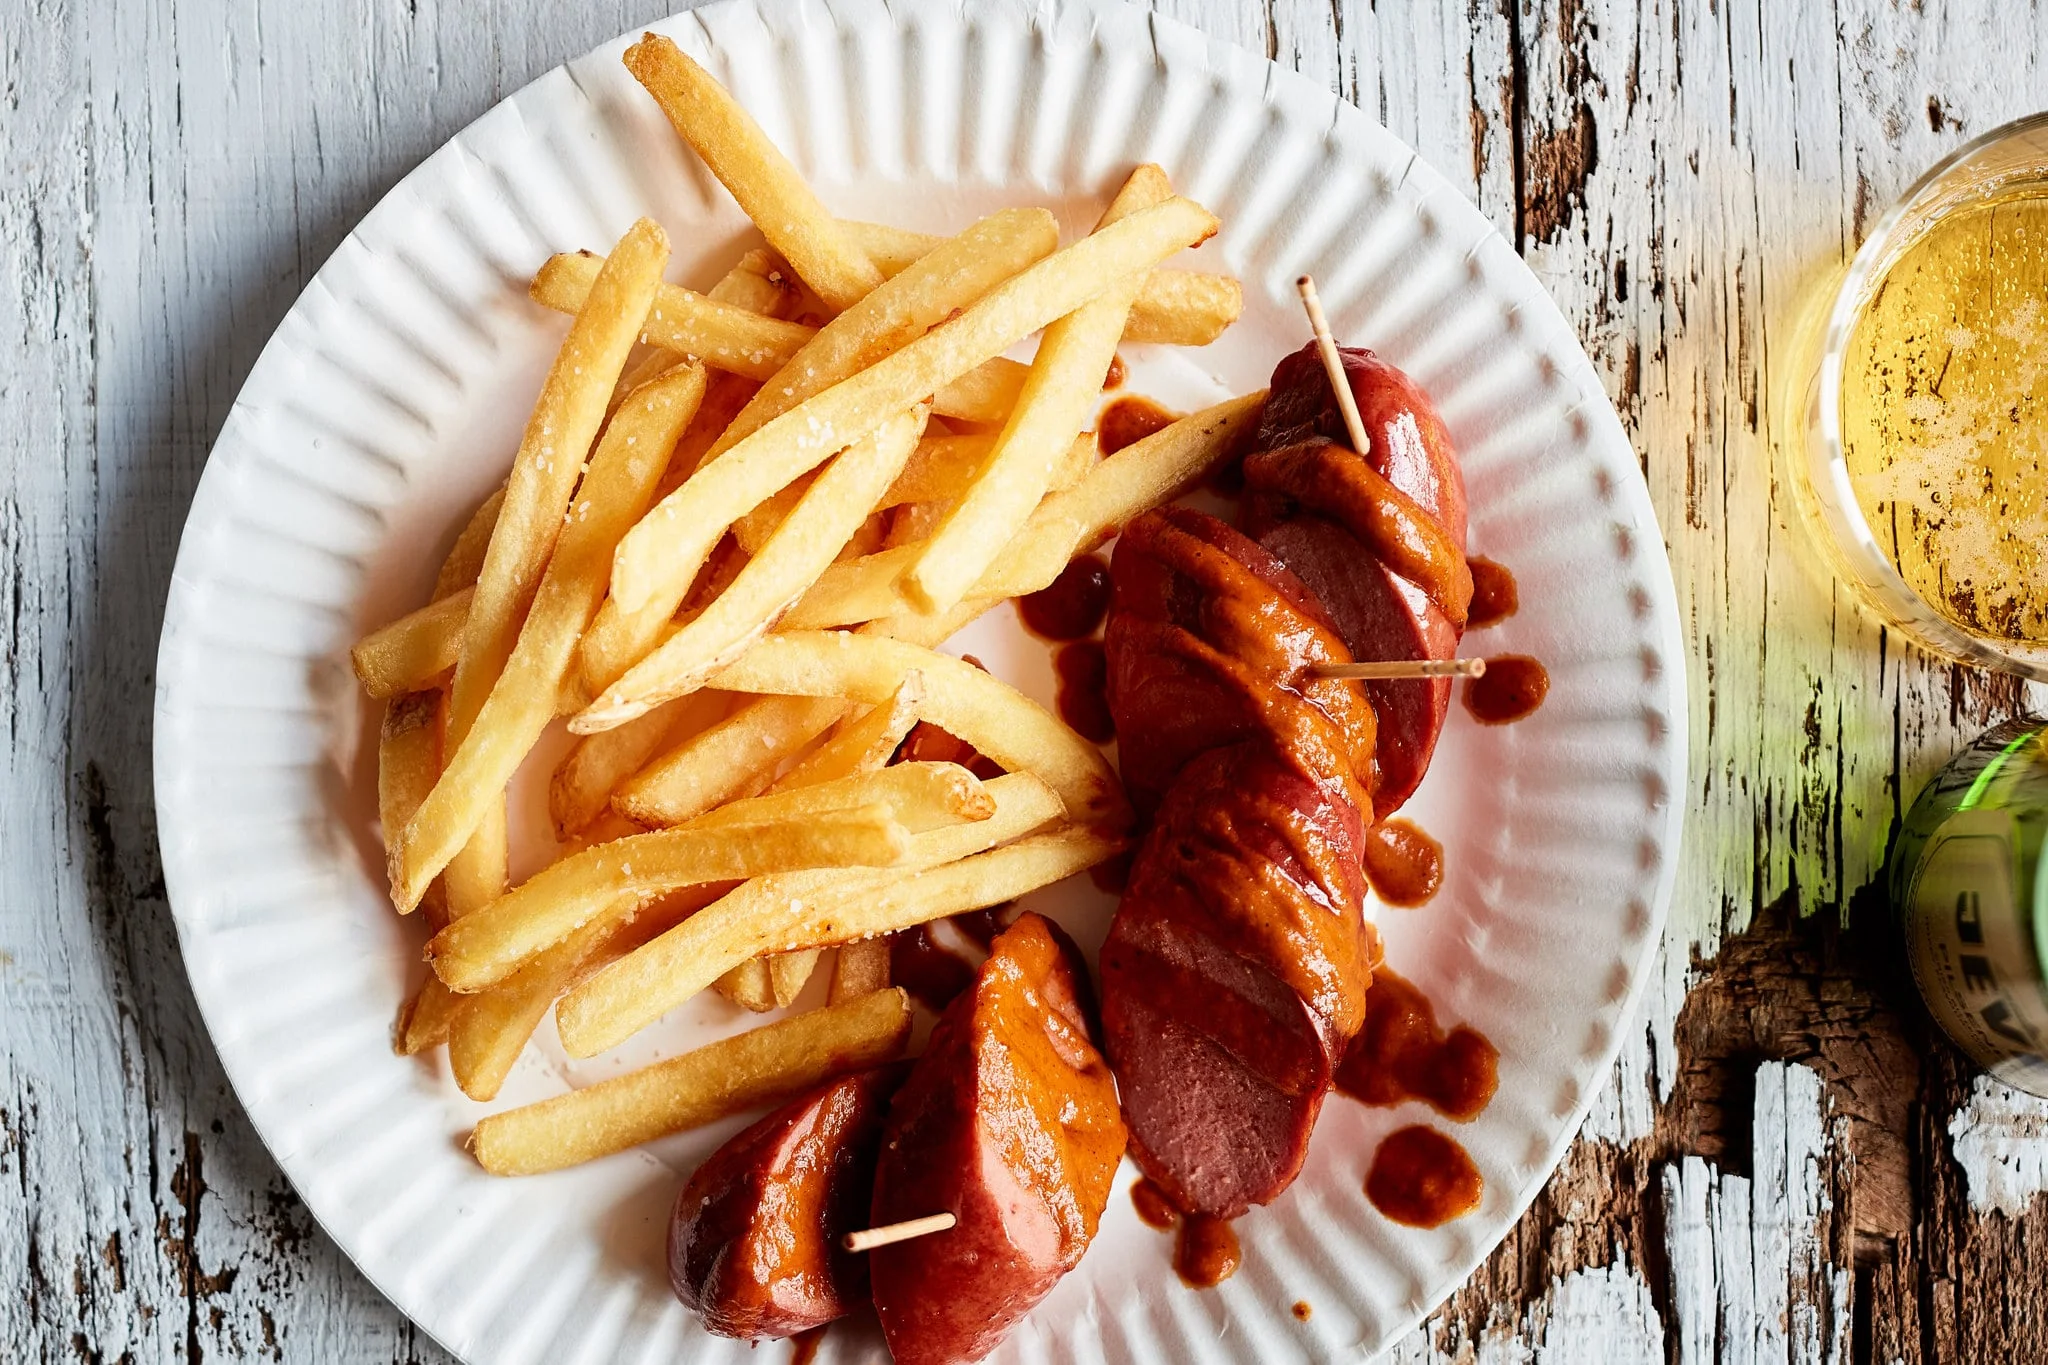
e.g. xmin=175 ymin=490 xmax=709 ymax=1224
xmin=1889 ymin=717 xmax=2048 ymax=1097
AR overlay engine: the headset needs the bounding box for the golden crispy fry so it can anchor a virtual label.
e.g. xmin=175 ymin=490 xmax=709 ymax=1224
xmin=578 ymin=212 xmax=1057 ymax=698
xmin=689 ymin=761 xmax=991 ymax=835
xmin=432 ymin=219 xmax=669 ymax=912
xmin=784 ymin=393 xmax=1264 ymax=630
xmin=376 ymin=693 xmax=445 ymax=917
xmin=352 ymin=589 xmax=469 ymax=701
xmin=389 ymin=364 xmax=708 ymax=912
xmin=531 ymin=253 xmax=810 ymax=383
xmin=532 ymin=251 xmax=1022 ymax=427
xmin=555 ymin=773 xmax=1062 ymax=1056
xmin=381 ymin=691 xmax=453 ymax=1053
xmin=472 ymin=988 xmax=912 ymax=1174
xmin=705 ymin=632 xmax=1121 ymax=820
xmin=586 ymin=407 xmax=927 ymax=725
xmin=882 ymin=432 xmax=992 ymax=508
xmin=612 ymin=694 xmax=848 ymax=828
xmin=746 ymin=675 xmax=925 ymax=1006
xmin=427 ymin=805 xmax=912 ymax=994
xmin=768 ymin=950 xmax=820 ymax=1008
xmin=631 ymin=247 xmax=796 ymax=479
xmin=780 ymin=824 xmax=1120 ymax=949
xmin=828 ymin=940 xmax=891 ymax=1002
xmin=549 ymin=690 xmax=724 ymax=839
xmin=433 ymin=486 xmax=506 ymax=601
xmin=580 ymin=199 xmax=1214 ymax=712
xmin=714 ymin=959 xmax=780 ymax=1013
xmin=447 ymin=880 xmax=725 ymax=1100
xmin=838 ymin=216 xmax=1242 ymax=346
xmin=779 ymin=675 xmax=923 ymax=788
xmin=903 ymin=166 xmax=1171 ymax=612
xmin=623 ymin=35 xmax=883 ymax=311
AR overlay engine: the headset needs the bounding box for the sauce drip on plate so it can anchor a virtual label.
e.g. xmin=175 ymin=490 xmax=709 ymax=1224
xmin=1130 ymin=1177 xmax=1180 ymax=1230
xmin=1336 ymin=969 xmax=1498 ymax=1121
xmin=1463 ymin=655 xmax=1548 ymax=725
xmin=1103 ymin=353 xmax=1127 ymax=390
xmin=1019 ymin=553 xmax=1112 ymax=641
xmin=1054 ymin=640 xmax=1115 ymax=743
xmin=1291 ymin=1301 xmax=1313 ymax=1322
xmin=1361 ymin=819 xmax=1443 ymax=907
xmin=1365 ymin=1126 xmax=1483 ymax=1228
xmin=1098 ymin=395 xmax=1178 ymax=456
xmin=1465 ymin=556 xmax=1518 ymax=628
xmin=1173 ymin=1213 xmax=1241 ymax=1289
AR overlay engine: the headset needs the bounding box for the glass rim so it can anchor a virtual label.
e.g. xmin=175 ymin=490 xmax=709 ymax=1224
xmin=1810 ymin=109 xmax=2048 ymax=682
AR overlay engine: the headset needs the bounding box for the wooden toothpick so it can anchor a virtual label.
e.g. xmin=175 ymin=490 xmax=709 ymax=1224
xmin=1312 ymin=657 xmax=1487 ymax=682
xmin=1296 ymin=275 xmax=1372 ymax=458
xmin=843 ymin=1212 xmax=956 ymax=1253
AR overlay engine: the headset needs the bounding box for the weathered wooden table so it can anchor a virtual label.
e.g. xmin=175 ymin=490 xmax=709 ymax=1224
xmin=6 ymin=0 xmax=2047 ymax=1359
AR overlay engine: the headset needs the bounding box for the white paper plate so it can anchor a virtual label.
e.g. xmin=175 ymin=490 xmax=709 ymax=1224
xmin=153 ymin=1 xmax=1686 ymax=1360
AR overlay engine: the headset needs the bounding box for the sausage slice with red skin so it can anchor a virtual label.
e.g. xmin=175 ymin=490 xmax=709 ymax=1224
xmin=1099 ymin=508 xmax=1378 ymax=1218
xmin=868 ymin=912 xmax=1126 ymax=1365
xmin=1240 ymin=342 xmax=1468 ymax=816
xmin=667 ymin=1064 xmax=906 ymax=1340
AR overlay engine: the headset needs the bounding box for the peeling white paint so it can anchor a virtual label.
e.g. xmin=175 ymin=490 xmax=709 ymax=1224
xmin=1386 ymin=1256 xmax=1666 ymax=1365
xmin=1948 ymin=1073 xmax=2048 ymax=1217
xmin=1657 ymin=1062 xmax=1852 ymax=1365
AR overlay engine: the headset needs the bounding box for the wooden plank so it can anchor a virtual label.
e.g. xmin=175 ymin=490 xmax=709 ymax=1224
xmin=6 ymin=0 xmax=2048 ymax=1358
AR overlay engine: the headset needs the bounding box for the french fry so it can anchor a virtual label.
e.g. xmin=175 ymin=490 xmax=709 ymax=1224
xmin=744 ymin=675 xmax=927 ymax=1006
xmin=840 ymin=217 xmax=1243 ymax=346
xmin=471 ymin=988 xmax=912 ymax=1175
xmin=652 ymin=247 xmax=799 ymax=493
xmin=426 ymin=804 xmax=912 ymax=994
xmin=577 ymin=210 xmax=1058 ymax=700
xmin=877 ymin=430 xmax=1093 ymax=515
xmin=623 ymin=34 xmax=884 ymax=311
xmin=549 ymin=690 xmax=724 ymax=839
xmin=579 ymin=197 xmax=1215 ymax=718
xmin=376 ymin=692 xmax=445 ymax=917
xmin=702 ymin=632 xmax=1122 ymax=821
xmin=532 ymin=251 xmax=1023 ymax=426
xmin=783 ymin=392 xmax=1264 ymax=630
xmin=352 ymin=588 xmax=470 ymax=700
xmin=389 ymin=363 xmax=709 ymax=912
xmin=433 ymin=486 xmax=506 ymax=600
xmin=432 ymin=218 xmax=669 ymax=914
xmin=768 ymin=950 xmax=820 ymax=1009
xmin=829 ymin=940 xmax=891 ymax=1002
xmin=447 ymin=880 xmax=726 ymax=1100
xmin=777 ymin=675 xmax=923 ymax=788
xmin=556 ymin=773 xmax=1063 ymax=1056
xmin=777 ymin=824 xmax=1120 ymax=951
xmin=583 ymin=406 xmax=928 ymax=726
xmin=903 ymin=165 xmax=1171 ymax=613
xmin=688 ymin=761 xmax=992 ymax=835
xmin=380 ymin=691 xmax=450 ymax=1053
xmin=612 ymin=694 xmax=849 ymax=828
xmin=714 ymin=959 xmax=780 ymax=1012
xmin=531 ymin=253 xmax=810 ymax=383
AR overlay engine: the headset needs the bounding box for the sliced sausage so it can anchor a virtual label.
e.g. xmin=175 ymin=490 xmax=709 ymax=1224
xmin=668 ymin=1064 xmax=906 ymax=1340
xmin=868 ymin=912 xmax=1125 ymax=1365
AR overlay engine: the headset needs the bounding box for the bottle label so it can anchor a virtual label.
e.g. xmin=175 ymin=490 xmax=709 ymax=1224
xmin=1903 ymin=807 xmax=2048 ymax=1091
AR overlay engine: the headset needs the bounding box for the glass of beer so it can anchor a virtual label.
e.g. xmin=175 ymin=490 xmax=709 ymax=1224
xmin=1799 ymin=112 xmax=2048 ymax=680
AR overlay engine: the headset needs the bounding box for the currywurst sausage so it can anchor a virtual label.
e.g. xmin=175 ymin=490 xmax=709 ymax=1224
xmin=868 ymin=912 xmax=1125 ymax=1365
xmin=667 ymin=1065 xmax=906 ymax=1339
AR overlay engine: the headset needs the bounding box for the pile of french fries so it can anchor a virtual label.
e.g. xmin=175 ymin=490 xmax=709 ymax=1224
xmin=349 ymin=32 xmax=1264 ymax=1179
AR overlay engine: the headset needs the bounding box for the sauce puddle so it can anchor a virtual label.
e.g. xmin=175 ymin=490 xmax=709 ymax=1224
xmin=1365 ymin=1126 xmax=1484 ymax=1228
xmin=1465 ymin=556 xmax=1519 ymax=628
xmin=1337 ymin=969 xmax=1498 ymax=1121
xmin=1054 ymin=640 xmax=1115 ymax=742
xmin=1173 ymin=1213 xmax=1242 ymax=1289
xmin=1019 ymin=552 xmax=1111 ymax=641
xmin=1361 ymin=819 xmax=1443 ymax=907
xmin=1463 ymin=654 xmax=1549 ymax=725
xmin=1098 ymin=395 xmax=1178 ymax=456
